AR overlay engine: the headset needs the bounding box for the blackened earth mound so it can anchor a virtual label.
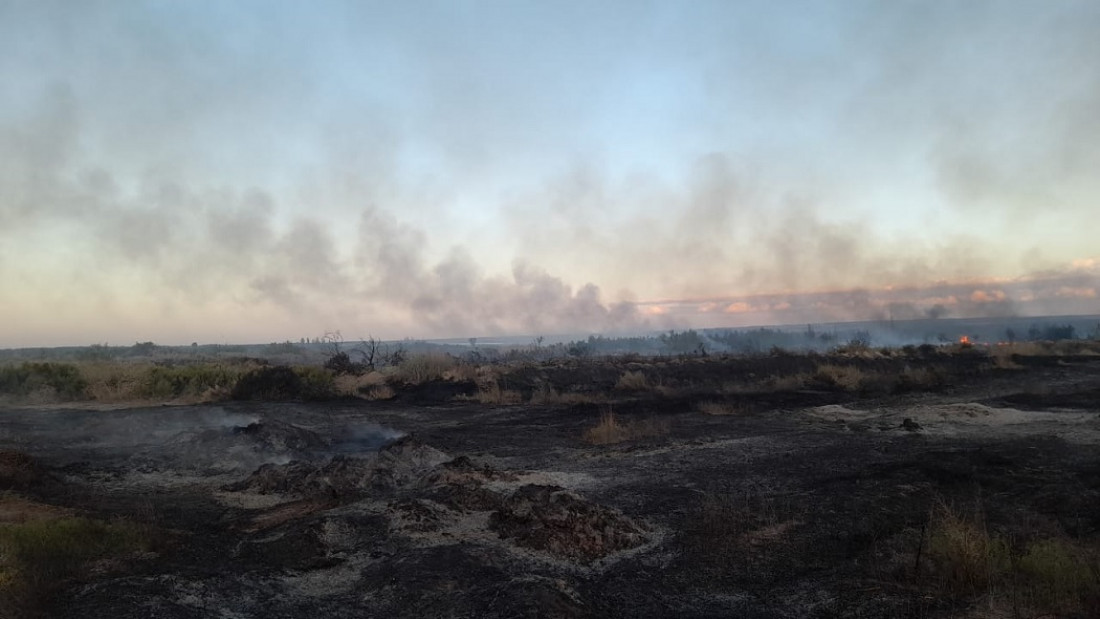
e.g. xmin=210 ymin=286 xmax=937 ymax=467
xmin=490 ymin=484 xmax=649 ymax=563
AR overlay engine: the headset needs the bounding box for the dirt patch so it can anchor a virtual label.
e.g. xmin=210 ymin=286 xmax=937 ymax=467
xmin=489 ymin=484 xmax=649 ymax=564
xmin=0 ymin=495 xmax=73 ymax=523
xmin=239 ymin=496 xmax=340 ymax=533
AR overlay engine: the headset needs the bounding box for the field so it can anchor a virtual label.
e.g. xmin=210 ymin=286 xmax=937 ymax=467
xmin=1 ymin=342 xmax=1099 ymax=618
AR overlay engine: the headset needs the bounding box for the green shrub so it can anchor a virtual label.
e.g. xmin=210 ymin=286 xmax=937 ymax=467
xmin=0 ymin=517 xmax=152 ymax=594
xmin=0 ymin=363 xmax=88 ymax=400
xmin=1017 ymin=538 xmax=1100 ymax=608
xmin=293 ymin=366 xmax=336 ymax=400
xmin=921 ymin=501 xmax=1100 ymax=614
xmin=231 ymin=366 xmax=334 ymax=401
xmin=138 ymin=364 xmax=241 ymax=399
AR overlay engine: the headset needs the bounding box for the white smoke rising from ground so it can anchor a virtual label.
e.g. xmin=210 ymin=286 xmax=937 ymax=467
xmin=1 ymin=2 xmax=1098 ymax=345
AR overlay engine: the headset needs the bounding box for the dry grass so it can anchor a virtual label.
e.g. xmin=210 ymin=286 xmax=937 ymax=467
xmin=332 ymin=371 xmax=393 ymax=399
xmin=581 ymin=409 xmax=669 ymax=445
xmin=362 ymin=384 xmax=396 ymax=401
xmin=895 ymin=366 xmax=947 ymax=391
xmin=924 ymin=501 xmax=1010 ymax=595
xmin=989 ymin=347 xmax=1024 ymax=370
xmin=456 ymin=381 xmax=523 ymax=405
xmin=920 ymin=499 xmax=1100 ymax=615
xmin=695 ymin=401 xmax=744 ymax=416
xmin=528 ymin=383 xmax=601 ymax=405
xmin=332 ymin=372 xmax=396 ymax=400
xmin=765 ymin=373 xmax=811 ymax=391
xmin=391 ymin=353 xmax=456 ymax=385
xmin=813 ymin=364 xmax=866 ymax=391
xmin=614 ymin=370 xmax=649 ymax=391
xmin=442 ymin=362 xmax=479 ymax=382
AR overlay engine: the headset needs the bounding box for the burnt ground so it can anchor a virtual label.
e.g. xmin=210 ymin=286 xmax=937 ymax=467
xmin=2 ymin=355 xmax=1100 ymax=618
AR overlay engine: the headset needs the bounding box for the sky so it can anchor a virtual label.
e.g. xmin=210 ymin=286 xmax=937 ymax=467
xmin=1 ymin=0 xmax=1098 ymax=347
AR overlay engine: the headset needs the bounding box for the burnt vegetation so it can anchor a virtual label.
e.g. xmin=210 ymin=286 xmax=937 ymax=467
xmin=1 ymin=320 xmax=1100 ymax=618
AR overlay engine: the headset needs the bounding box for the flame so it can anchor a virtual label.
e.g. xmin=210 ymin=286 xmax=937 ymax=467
xmin=959 ymin=335 xmax=971 ymax=346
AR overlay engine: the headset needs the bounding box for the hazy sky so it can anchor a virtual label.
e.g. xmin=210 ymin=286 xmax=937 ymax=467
xmin=2 ymin=0 xmax=1098 ymax=346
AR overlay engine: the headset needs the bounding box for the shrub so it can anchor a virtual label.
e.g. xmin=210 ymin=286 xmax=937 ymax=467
xmin=231 ymin=366 xmax=334 ymax=401
xmin=139 ymin=364 xmax=242 ymax=399
xmin=1016 ymin=538 xmax=1100 ymax=608
xmin=323 ymin=351 xmax=367 ymax=376
xmin=293 ymin=366 xmax=336 ymax=400
xmin=919 ymin=500 xmax=1100 ymax=614
xmin=0 ymin=516 xmax=154 ymax=613
xmin=0 ymin=363 xmax=88 ymax=401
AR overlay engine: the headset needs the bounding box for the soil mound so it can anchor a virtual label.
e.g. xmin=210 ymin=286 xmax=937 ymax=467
xmin=423 ymin=455 xmax=517 ymax=486
xmin=388 ymin=498 xmax=451 ymax=533
xmin=420 ymin=455 xmax=518 ymax=511
xmin=490 ymin=484 xmax=648 ymax=564
xmin=226 ymin=436 xmax=450 ymax=499
xmin=370 ymin=437 xmax=450 ymax=488
xmin=224 ymin=456 xmax=377 ymax=498
xmin=231 ymin=420 xmax=330 ymax=453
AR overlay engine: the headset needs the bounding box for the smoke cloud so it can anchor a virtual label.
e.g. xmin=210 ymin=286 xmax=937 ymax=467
xmin=1 ymin=2 xmax=1097 ymax=346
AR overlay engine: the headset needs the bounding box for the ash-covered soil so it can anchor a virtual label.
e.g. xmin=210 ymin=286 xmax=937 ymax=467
xmin=2 ymin=355 xmax=1100 ymax=618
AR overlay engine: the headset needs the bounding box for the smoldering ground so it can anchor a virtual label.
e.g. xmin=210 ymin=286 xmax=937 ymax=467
xmin=0 ymin=404 xmax=402 ymax=475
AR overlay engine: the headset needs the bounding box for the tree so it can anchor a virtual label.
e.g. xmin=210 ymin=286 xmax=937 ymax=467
xmin=659 ymin=330 xmax=706 ymax=356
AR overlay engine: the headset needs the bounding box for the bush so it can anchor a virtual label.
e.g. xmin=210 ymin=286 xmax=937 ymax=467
xmin=920 ymin=500 xmax=1100 ymax=614
xmin=139 ymin=364 xmax=242 ymax=399
xmin=294 ymin=366 xmax=336 ymax=400
xmin=0 ymin=516 xmax=154 ymax=613
xmin=231 ymin=366 xmax=334 ymax=401
xmin=323 ymin=351 xmax=368 ymax=376
xmin=1016 ymin=538 xmax=1100 ymax=610
xmin=0 ymin=363 xmax=88 ymax=400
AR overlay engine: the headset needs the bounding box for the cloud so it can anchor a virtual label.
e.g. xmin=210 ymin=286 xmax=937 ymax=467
xmin=2 ymin=2 xmax=1099 ymax=346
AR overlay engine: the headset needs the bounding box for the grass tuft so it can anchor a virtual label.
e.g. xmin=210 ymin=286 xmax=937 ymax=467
xmin=0 ymin=514 xmax=156 ymax=615
xmin=614 ymin=370 xmax=649 ymax=391
xmin=581 ymin=408 xmax=669 ymax=445
xmin=695 ymin=401 xmax=745 ymax=416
